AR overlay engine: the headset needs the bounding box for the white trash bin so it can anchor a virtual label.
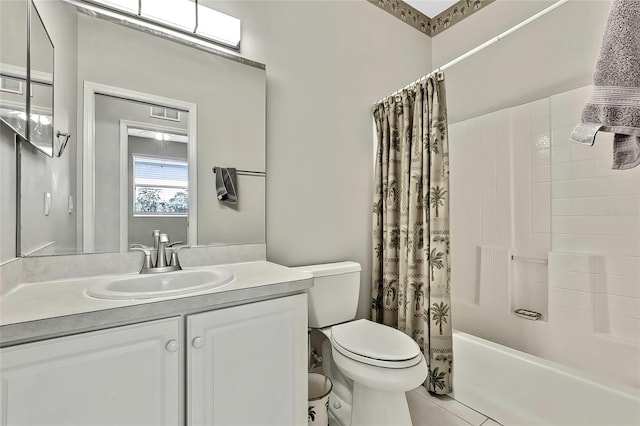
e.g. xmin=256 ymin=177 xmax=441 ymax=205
xmin=308 ymin=373 xmax=332 ymax=426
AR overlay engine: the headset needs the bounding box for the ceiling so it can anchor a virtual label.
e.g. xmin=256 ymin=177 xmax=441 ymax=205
xmin=404 ymin=0 xmax=458 ymax=18
xmin=367 ymin=0 xmax=495 ymax=37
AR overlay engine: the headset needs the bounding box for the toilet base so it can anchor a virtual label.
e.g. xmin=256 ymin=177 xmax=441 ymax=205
xmin=350 ymin=382 xmax=413 ymax=426
xmin=328 ymin=391 xmax=352 ymax=426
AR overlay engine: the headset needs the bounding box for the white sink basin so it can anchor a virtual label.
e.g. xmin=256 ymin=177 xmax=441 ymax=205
xmin=87 ymin=269 xmax=234 ymax=300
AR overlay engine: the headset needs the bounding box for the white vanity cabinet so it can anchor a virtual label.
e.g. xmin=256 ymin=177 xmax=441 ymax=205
xmin=0 ymin=317 xmax=182 ymax=426
xmin=187 ymin=293 xmax=308 ymax=426
xmin=0 ymin=292 xmax=308 ymax=426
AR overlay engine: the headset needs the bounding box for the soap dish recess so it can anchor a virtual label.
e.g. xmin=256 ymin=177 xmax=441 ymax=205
xmin=514 ymin=308 xmax=542 ymax=321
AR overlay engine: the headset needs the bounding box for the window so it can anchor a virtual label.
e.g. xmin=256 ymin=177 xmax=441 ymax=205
xmin=0 ymin=76 xmax=24 ymax=95
xmin=133 ymin=156 xmax=188 ymax=216
xmin=88 ymin=0 xmax=241 ymax=49
xmin=149 ymin=106 xmax=181 ymax=122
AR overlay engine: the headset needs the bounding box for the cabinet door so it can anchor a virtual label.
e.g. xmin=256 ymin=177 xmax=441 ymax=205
xmin=188 ymin=294 xmax=308 ymax=426
xmin=0 ymin=317 xmax=182 ymax=426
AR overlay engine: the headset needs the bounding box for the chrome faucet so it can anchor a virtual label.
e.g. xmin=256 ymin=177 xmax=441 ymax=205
xmin=131 ymin=230 xmax=188 ymax=274
xmin=156 ymin=233 xmax=170 ymax=269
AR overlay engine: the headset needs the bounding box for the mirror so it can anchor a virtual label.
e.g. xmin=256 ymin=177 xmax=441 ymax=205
xmin=28 ymin=0 xmax=54 ymax=156
xmin=0 ymin=0 xmax=28 ymax=139
xmin=91 ymin=93 xmax=192 ymax=253
xmin=17 ymin=0 xmax=266 ymax=257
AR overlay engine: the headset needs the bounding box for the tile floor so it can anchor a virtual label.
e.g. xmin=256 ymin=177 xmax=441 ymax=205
xmin=328 ymin=386 xmax=503 ymax=426
xmin=406 ymin=386 xmax=502 ymax=426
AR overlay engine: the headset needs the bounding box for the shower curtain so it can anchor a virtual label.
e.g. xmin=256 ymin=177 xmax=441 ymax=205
xmin=371 ymin=76 xmax=453 ymax=394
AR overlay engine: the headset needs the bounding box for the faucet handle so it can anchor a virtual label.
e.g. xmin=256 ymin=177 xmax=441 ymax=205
xmin=130 ymin=246 xmax=153 ymax=270
xmin=167 ymin=241 xmax=184 ymax=248
xmin=169 ymin=244 xmax=190 ymax=269
xmin=159 ymin=233 xmax=170 ymax=243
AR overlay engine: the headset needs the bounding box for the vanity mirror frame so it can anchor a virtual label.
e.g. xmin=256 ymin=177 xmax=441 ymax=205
xmin=26 ymin=0 xmax=55 ymax=157
xmin=0 ymin=0 xmax=28 ymax=143
xmin=0 ymin=0 xmax=54 ymax=156
xmin=82 ymin=82 xmax=198 ymax=253
xmin=12 ymin=1 xmax=266 ymax=260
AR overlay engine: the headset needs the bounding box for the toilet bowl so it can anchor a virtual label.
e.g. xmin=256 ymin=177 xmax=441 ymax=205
xmin=295 ymin=262 xmax=427 ymax=426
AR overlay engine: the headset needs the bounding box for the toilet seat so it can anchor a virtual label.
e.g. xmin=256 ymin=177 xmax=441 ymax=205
xmin=330 ymin=319 xmax=422 ymax=369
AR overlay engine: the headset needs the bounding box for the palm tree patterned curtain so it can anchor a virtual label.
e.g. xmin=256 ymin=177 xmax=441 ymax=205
xmin=372 ymin=76 xmax=452 ymax=394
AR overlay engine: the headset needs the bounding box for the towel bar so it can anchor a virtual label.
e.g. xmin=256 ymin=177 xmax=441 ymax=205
xmin=510 ymin=255 xmax=548 ymax=264
xmin=212 ymin=167 xmax=265 ymax=176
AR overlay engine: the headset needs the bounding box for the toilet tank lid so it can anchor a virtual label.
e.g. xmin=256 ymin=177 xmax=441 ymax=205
xmin=292 ymin=261 xmax=361 ymax=277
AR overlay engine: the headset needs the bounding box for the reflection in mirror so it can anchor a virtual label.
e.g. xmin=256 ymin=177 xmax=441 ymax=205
xmin=92 ymin=93 xmax=191 ymax=252
xmin=19 ymin=2 xmax=266 ymax=257
xmin=0 ymin=0 xmax=28 ymax=139
xmin=28 ymin=0 xmax=54 ymax=156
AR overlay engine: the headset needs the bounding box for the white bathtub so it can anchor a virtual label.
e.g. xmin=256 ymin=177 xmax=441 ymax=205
xmin=451 ymin=331 xmax=640 ymax=426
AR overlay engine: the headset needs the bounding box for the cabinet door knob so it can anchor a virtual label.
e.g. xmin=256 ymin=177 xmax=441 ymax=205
xmin=192 ymin=336 xmax=204 ymax=349
xmin=165 ymin=340 xmax=179 ymax=352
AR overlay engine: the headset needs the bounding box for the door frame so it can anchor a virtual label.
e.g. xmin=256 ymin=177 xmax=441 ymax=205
xmin=82 ymin=81 xmax=197 ymax=252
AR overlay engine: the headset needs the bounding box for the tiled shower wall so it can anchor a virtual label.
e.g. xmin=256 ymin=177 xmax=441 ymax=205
xmin=449 ymin=85 xmax=640 ymax=389
xmin=550 ymin=86 xmax=640 ymax=344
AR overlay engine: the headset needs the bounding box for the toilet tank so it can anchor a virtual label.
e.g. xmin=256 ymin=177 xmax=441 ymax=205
xmin=294 ymin=261 xmax=361 ymax=328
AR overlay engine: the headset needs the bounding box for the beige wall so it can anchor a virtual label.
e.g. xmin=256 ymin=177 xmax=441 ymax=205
xmin=432 ymin=0 xmax=611 ymax=124
xmin=205 ymin=0 xmax=433 ymax=318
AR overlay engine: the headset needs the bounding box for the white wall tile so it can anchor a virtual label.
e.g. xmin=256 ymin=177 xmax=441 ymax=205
xmin=551 ymin=125 xmax=574 ymax=148
xmin=596 ymin=313 xmax=640 ymax=344
xmin=549 ymin=287 xmax=594 ymax=312
xmin=596 ymin=274 xmax=640 ymax=299
xmin=595 ymin=294 xmax=640 ymax=320
xmin=552 ymin=234 xmax=640 ymax=257
xmin=532 ymin=183 xmax=550 ymax=233
xmin=451 ymin=84 xmax=640 ymax=393
xmin=531 ymin=233 xmax=551 ymax=253
xmin=480 ymin=246 xmax=494 ymax=307
xmin=480 ymin=114 xmax=497 ymax=174
xmin=551 ymin=159 xmax=596 ymax=181
xmin=592 ymin=132 xmax=615 ymax=160
xmin=551 ymin=175 xmax=640 ymax=198
xmin=549 ymin=85 xmax=591 ymax=129
xmin=532 ymin=165 xmax=550 ymax=183
xmin=509 ymin=103 xmax=531 ymax=144
xmin=595 ymin=255 xmax=640 ymax=278
xmin=550 ymin=140 xmax=571 ymax=163
xmin=548 ymin=252 xmax=596 ymax=274
xmin=530 ymin=98 xmax=550 ymax=136
xmin=513 ymin=183 xmax=532 ymax=248
xmin=552 ymin=215 xmax=640 ymax=237
xmin=513 ymin=145 xmax=532 ymax=184
xmin=493 ymin=248 xmax=510 ymax=309
xmin=532 ymin=131 xmax=551 ymax=166
xmin=569 ymin=142 xmax=596 ymax=161
xmin=548 ymin=268 xmax=595 ymax=292
xmin=552 ymin=195 xmax=639 ymax=217
xmin=481 ymin=171 xmax=498 ymax=245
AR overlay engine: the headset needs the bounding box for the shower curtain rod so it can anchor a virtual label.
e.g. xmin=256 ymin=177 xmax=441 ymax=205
xmin=372 ymin=0 xmax=569 ymax=107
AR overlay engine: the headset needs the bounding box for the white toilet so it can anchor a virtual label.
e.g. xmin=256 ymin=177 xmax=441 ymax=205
xmin=296 ymin=262 xmax=427 ymax=426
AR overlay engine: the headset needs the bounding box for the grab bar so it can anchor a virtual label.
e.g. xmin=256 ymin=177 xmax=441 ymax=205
xmin=510 ymin=255 xmax=548 ymax=265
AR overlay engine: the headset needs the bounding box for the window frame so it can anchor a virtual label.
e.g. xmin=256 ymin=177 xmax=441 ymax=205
xmin=132 ymin=154 xmax=189 ymax=218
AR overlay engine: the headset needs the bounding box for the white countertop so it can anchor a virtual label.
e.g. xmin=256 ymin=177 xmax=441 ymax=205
xmin=0 ymin=261 xmax=312 ymax=346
